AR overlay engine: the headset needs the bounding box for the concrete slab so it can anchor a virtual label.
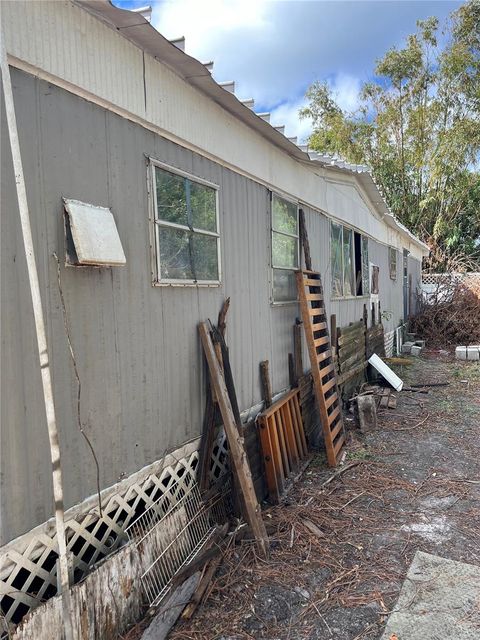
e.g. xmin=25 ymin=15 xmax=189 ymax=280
xmin=381 ymin=551 xmax=480 ymax=640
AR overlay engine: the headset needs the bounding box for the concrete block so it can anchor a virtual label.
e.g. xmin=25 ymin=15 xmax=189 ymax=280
xmin=357 ymin=395 xmax=377 ymax=432
xmin=381 ymin=551 xmax=480 ymax=640
xmin=402 ymin=342 xmax=414 ymax=354
xmin=411 ymin=345 xmax=422 ymax=356
xmin=467 ymin=346 xmax=479 ymax=361
xmin=455 ymin=346 xmax=467 ymax=360
xmin=414 ymin=340 xmax=426 ymax=348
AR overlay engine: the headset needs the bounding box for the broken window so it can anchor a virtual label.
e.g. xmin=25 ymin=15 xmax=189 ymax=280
xmin=63 ymin=199 xmax=126 ymax=267
xmin=389 ymin=246 xmax=397 ymax=280
xmin=331 ymin=222 xmax=369 ymax=298
xmin=152 ymin=163 xmax=220 ymax=284
xmin=342 ymin=227 xmax=355 ymax=296
xmin=271 ymin=194 xmax=299 ymax=302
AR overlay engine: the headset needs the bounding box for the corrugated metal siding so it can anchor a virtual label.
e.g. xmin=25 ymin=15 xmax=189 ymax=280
xmin=368 ymin=242 xmax=404 ymax=331
xmin=0 ymin=70 xmax=296 ymax=541
xmin=407 ymin=255 xmax=422 ymax=315
xmin=1 ymin=70 xmax=419 ymax=542
xmin=1 ymin=0 xmax=425 ymax=258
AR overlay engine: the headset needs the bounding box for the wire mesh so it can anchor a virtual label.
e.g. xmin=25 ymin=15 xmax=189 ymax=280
xmin=125 ymin=480 xmax=230 ymax=607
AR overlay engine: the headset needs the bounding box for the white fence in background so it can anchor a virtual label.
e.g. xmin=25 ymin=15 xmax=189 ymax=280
xmin=420 ymin=273 xmax=480 ymax=304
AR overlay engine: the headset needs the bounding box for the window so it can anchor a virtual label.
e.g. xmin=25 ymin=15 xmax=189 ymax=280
xmin=330 ymin=222 xmax=369 ymax=297
xmin=361 ymin=235 xmax=370 ymax=295
xmin=151 ymin=162 xmax=220 ymax=284
xmin=271 ymin=194 xmax=299 ymax=303
xmin=389 ymin=247 xmax=397 ymax=280
xmin=372 ymin=265 xmax=380 ymax=294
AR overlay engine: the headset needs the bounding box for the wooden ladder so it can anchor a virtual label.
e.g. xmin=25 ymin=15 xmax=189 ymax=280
xmin=296 ymin=270 xmax=345 ymax=466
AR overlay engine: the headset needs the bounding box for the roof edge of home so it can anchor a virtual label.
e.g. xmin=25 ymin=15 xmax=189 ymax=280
xmin=75 ymin=0 xmax=429 ymax=254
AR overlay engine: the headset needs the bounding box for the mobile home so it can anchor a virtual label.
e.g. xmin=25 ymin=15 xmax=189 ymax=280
xmin=0 ymin=1 xmax=428 ymax=635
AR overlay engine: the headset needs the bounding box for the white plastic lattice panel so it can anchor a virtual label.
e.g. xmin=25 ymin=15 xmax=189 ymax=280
xmin=0 ymin=432 xmax=230 ymax=634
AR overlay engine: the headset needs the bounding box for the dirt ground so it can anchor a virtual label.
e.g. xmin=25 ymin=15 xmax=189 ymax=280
xmin=168 ymin=352 xmax=480 ymax=640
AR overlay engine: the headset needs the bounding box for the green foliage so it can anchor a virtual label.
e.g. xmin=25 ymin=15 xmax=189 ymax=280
xmin=301 ymin=0 xmax=480 ymax=272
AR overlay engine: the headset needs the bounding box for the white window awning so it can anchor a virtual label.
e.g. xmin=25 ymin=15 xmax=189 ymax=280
xmin=63 ymin=198 xmax=126 ymax=266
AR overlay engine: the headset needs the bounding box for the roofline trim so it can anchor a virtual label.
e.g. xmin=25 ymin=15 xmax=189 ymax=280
xmin=74 ymin=0 xmax=428 ymax=254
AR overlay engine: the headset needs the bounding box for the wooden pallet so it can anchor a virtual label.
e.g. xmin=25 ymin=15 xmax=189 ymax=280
xmin=296 ymin=270 xmax=345 ymax=466
xmin=257 ymin=388 xmax=308 ymax=503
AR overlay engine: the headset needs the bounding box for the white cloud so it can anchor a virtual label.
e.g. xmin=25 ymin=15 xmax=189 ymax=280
xmin=331 ymin=73 xmax=362 ymax=113
xmin=152 ymin=0 xmax=269 ymax=58
xmin=147 ymin=0 xmax=458 ymax=142
xmin=269 ymin=97 xmax=311 ymax=144
xmin=267 ymin=73 xmax=362 ymax=144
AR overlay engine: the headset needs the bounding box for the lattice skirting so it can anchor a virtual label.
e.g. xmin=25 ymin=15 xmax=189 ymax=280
xmin=384 ymin=330 xmax=395 ymax=358
xmin=0 ymin=431 xmax=229 ymax=634
xmin=421 ymin=272 xmax=480 ymax=286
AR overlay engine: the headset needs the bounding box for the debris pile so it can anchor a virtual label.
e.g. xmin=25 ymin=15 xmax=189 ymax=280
xmin=411 ymin=275 xmax=480 ymax=347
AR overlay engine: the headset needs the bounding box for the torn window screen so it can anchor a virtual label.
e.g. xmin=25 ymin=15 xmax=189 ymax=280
xmin=63 ymin=198 xmax=126 ymax=266
xmin=331 ymin=222 xmax=369 ymax=298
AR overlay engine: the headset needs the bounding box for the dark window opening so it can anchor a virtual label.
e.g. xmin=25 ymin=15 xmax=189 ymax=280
xmin=354 ymin=232 xmax=363 ymax=295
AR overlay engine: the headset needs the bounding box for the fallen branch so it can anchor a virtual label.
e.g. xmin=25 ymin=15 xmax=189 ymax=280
xmin=320 ymin=461 xmax=362 ymax=488
xmin=390 ymin=414 xmax=429 ymax=432
xmin=302 ymin=519 xmax=325 ymax=538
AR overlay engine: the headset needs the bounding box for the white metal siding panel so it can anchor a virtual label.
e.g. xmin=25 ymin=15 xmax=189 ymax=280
xmin=1 ymin=69 xmax=421 ymax=543
xmin=2 ymin=0 xmax=421 ymax=255
xmin=1 ymin=70 xmax=297 ymax=541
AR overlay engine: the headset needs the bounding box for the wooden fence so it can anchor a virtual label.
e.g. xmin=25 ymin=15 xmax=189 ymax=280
xmin=332 ymin=303 xmax=385 ymax=400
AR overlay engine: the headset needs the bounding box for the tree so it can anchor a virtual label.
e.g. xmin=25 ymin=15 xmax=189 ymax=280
xmin=300 ymin=0 xmax=480 ymax=272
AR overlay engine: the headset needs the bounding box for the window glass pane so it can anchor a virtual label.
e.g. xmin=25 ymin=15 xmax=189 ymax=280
xmin=343 ymin=227 xmax=355 ymax=296
xmin=158 ymin=226 xmax=193 ymax=280
xmin=362 ymin=236 xmax=370 ymax=295
xmin=273 ymin=269 xmax=297 ymax=302
xmin=192 ymin=234 xmax=219 ymax=281
xmin=330 ymin=223 xmax=343 ymax=297
xmin=272 ymin=231 xmax=298 ymax=269
xmin=155 ymin=167 xmax=188 ymax=226
xmin=189 ymin=181 xmax=217 ymax=232
xmin=272 ymin=195 xmax=298 ymax=234
xmin=389 ymin=247 xmax=397 ymax=279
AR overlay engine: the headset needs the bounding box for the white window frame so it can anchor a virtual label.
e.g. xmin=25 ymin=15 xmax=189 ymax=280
xmin=330 ymin=221 xmax=370 ymax=300
xmin=271 ymin=192 xmax=300 ymax=305
xmin=389 ymin=246 xmax=397 ymax=281
xmin=149 ymin=158 xmax=221 ymax=287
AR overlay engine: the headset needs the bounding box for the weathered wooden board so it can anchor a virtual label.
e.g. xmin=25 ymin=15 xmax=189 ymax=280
xmin=199 ymin=323 xmax=268 ymax=558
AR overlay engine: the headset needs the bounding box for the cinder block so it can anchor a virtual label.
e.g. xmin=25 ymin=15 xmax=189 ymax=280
xmin=411 ymin=345 xmax=422 ymax=356
xmin=467 ymin=346 xmax=480 ymax=361
xmin=414 ymin=340 xmax=426 ymax=348
xmin=455 ymin=346 xmax=467 ymax=360
xmin=402 ymin=342 xmax=414 ymax=354
xmin=357 ymin=395 xmax=377 ymax=432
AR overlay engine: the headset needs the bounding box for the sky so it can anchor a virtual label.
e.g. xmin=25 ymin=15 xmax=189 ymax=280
xmin=114 ymin=0 xmax=462 ymax=143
